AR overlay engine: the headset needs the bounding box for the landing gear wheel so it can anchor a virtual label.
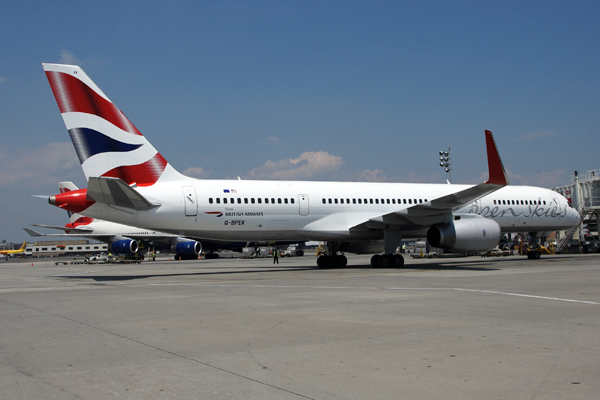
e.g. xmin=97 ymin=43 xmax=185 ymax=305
xmin=336 ymin=255 xmax=347 ymax=268
xmin=317 ymin=255 xmax=337 ymax=268
xmin=393 ymin=254 xmax=405 ymax=268
xmin=371 ymin=254 xmax=381 ymax=268
xmin=380 ymin=254 xmax=393 ymax=268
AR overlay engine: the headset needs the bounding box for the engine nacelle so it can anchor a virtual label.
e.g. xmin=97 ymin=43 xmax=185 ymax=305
xmin=427 ymin=217 xmax=501 ymax=253
xmin=109 ymin=239 xmax=138 ymax=254
xmin=172 ymin=241 xmax=202 ymax=258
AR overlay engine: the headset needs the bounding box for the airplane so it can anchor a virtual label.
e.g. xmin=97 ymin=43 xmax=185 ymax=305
xmin=27 ymin=182 xmax=263 ymax=259
xmin=41 ymin=63 xmax=581 ymax=268
xmin=0 ymin=241 xmax=27 ymax=257
xmin=27 ymin=181 xmax=202 ymax=259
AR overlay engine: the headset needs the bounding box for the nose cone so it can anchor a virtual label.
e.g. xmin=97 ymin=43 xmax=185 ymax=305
xmin=569 ymin=207 xmax=582 ymax=227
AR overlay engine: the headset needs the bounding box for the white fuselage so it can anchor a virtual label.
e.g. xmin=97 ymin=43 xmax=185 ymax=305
xmin=79 ymin=178 xmax=580 ymax=243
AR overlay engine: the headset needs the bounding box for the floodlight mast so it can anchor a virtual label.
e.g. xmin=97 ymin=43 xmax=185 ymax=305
xmin=438 ymin=148 xmax=451 ymax=183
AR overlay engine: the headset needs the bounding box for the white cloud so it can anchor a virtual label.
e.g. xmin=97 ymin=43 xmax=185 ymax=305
xmin=183 ymin=166 xmax=212 ymax=178
xmin=0 ymin=142 xmax=81 ymax=188
xmin=59 ymin=50 xmax=82 ymax=65
xmin=246 ymin=151 xmax=344 ymax=180
xmin=267 ymin=136 xmax=280 ymax=142
xmin=358 ymin=169 xmax=388 ymax=182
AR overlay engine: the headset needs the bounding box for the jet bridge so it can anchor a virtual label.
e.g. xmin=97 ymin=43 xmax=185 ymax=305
xmin=553 ymin=169 xmax=600 ymax=252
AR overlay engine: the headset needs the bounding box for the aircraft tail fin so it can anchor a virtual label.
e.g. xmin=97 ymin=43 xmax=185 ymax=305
xmin=42 ymin=63 xmax=185 ymax=186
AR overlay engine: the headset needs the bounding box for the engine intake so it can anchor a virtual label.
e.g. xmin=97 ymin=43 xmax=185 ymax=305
xmin=109 ymin=239 xmax=138 ymax=254
xmin=172 ymin=241 xmax=202 ymax=259
xmin=427 ymin=217 xmax=501 ymax=253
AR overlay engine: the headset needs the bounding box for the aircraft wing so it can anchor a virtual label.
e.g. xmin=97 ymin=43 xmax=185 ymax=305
xmin=25 ymin=227 xmax=181 ymax=241
xmin=352 ymin=130 xmax=509 ymax=230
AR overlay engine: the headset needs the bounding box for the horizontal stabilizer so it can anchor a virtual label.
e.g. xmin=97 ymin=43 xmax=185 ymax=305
xmin=23 ymin=228 xmax=43 ymax=237
xmin=32 ymin=223 xmax=93 ymax=232
xmin=86 ymin=177 xmax=160 ymax=211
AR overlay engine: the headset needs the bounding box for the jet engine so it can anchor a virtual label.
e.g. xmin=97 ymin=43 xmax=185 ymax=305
xmin=109 ymin=239 xmax=139 ymax=254
xmin=427 ymin=217 xmax=501 ymax=253
xmin=172 ymin=241 xmax=202 ymax=260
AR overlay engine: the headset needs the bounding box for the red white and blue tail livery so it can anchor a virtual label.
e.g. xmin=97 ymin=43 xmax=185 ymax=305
xmin=43 ymin=63 xmax=183 ymax=186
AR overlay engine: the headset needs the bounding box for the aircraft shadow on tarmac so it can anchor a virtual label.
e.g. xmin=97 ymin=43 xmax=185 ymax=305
xmin=56 ymin=261 xmax=501 ymax=282
xmin=57 ymin=267 xmax=318 ymax=282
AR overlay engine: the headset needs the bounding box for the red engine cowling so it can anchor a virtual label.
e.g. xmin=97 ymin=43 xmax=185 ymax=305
xmin=427 ymin=217 xmax=501 ymax=253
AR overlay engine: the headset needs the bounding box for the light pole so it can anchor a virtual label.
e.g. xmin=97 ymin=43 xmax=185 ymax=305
xmin=439 ymin=148 xmax=451 ymax=183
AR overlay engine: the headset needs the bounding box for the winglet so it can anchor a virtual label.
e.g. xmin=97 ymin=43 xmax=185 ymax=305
xmin=484 ymin=130 xmax=509 ymax=185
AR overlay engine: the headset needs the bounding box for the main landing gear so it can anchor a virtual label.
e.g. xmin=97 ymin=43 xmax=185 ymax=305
xmin=316 ymin=254 xmax=348 ymax=268
xmin=315 ymin=241 xmax=405 ymax=268
xmin=370 ymin=254 xmax=405 ymax=268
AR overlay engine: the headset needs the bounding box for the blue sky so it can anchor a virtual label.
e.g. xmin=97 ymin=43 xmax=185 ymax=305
xmin=1 ymin=1 xmax=599 ymax=242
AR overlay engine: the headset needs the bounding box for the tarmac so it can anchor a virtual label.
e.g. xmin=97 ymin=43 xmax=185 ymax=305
xmin=1 ymin=253 xmax=599 ymax=399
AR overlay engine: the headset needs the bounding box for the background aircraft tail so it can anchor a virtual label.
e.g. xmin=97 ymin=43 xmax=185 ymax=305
xmin=42 ymin=63 xmax=185 ymax=185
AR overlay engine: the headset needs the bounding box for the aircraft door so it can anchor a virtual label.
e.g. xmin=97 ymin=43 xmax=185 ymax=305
xmin=183 ymin=186 xmax=198 ymax=216
xmin=299 ymin=194 xmax=309 ymax=216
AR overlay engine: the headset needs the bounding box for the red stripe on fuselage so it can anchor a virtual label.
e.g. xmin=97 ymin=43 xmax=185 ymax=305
xmin=45 ymin=71 xmax=142 ymax=136
xmin=65 ymin=216 xmax=94 ymax=229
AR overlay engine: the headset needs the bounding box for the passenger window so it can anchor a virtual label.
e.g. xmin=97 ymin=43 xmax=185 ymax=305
xmin=419 ymin=199 xmax=423 ymax=204
xmin=392 ymin=199 xmax=396 ymax=204
xmin=329 ymin=198 xmax=332 ymax=204
xmin=244 ymin=198 xmax=248 ymax=204
xmin=291 ymin=198 xmax=295 ymax=204
xmin=278 ymin=198 xmax=282 ymax=204
xmin=251 ymin=198 xmax=255 ymax=204
xmin=375 ymin=199 xmax=379 ymax=204
xmin=237 ymin=198 xmax=241 ymax=204
xmin=271 ymin=198 xmax=275 ymax=204
xmin=216 ymin=198 xmax=221 ymax=204
xmin=223 ymin=198 xmax=228 ymax=204
xmin=403 ymin=199 xmax=407 ymax=204
xmin=265 ymin=198 xmax=269 ymax=204
xmin=340 ymin=199 xmax=344 ymax=204
xmin=335 ymin=199 xmax=338 ymax=204
xmin=209 ymin=198 xmax=213 ymax=204
xmin=353 ymin=199 xmax=357 ymax=204
xmin=370 ymin=199 xmax=374 ymax=204
xmin=358 ymin=199 xmax=362 ymax=204
xmin=284 ymin=198 xmax=288 ymax=204
xmin=322 ymin=198 xmax=326 ymax=204
xmin=258 ymin=198 xmax=262 ymax=204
